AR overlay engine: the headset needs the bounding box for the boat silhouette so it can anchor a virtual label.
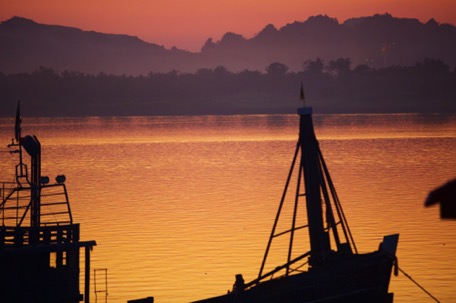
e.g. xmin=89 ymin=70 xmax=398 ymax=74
xmin=193 ymin=96 xmax=399 ymax=303
xmin=1 ymin=99 xmax=399 ymax=303
xmin=0 ymin=102 xmax=96 ymax=303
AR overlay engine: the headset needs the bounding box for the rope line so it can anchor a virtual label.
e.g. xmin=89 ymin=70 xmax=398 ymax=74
xmin=398 ymin=266 xmax=441 ymax=303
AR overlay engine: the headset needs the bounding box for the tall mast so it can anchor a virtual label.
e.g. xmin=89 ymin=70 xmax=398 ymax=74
xmin=10 ymin=101 xmax=42 ymax=227
xmin=11 ymin=101 xmax=27 ymax=182
xmin=255 ymin=88 xmax=356 ymax=285
xmin=298 ymin=106 xmax=330 ymax=266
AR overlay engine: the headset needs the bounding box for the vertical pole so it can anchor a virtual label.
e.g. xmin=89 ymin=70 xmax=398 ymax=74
xmin=28 ymin=136 xmax=41 ymax=228
xmin=299 ymin=109 xmax=328 ymax=266
xmin=105 ymin=269 xmax=108 ymax=303
xmin=286 ymin=163 xmax=303 ymax=275
xmin=257 ymin=142 xmax=300 ymax=282
xmin=85 ymin=246 xmax=91 ymax=303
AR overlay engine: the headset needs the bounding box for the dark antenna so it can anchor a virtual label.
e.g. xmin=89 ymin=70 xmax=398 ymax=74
xmin=15 ymin=101 xmax=21 ymax=143
xmin=8 ymin=101 xmax=26 ymax=181
xmin=15 ymin=101 xmax=25 ymax=177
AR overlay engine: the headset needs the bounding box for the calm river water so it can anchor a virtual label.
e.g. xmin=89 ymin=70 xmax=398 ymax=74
xmin=1 ymin=112 xmax=455 ymax=303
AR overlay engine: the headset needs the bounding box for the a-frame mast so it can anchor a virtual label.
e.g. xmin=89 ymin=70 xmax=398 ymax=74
xmin=254 ymin=90 xmax=357 ymax=286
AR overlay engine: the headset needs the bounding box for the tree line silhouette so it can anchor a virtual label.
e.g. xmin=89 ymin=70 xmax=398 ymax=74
xmin=1 ymin=57 xmax=455 ymax=116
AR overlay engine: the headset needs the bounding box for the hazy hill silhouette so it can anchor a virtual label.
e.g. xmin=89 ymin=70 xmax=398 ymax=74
xmin=0 ymin=17 xmax=195 ymax=75
xmin=1 ymin=14 xmax=456 ymax=75
xmin=201 ymin=14 xmax=456 ymax=71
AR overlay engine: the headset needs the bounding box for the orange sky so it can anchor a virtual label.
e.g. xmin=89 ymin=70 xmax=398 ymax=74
xmin=1 ymin=0 xmax=455 ymax=52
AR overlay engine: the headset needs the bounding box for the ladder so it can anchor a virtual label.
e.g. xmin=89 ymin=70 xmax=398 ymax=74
xmin=94 ymin=268 xmax=108 ymax=303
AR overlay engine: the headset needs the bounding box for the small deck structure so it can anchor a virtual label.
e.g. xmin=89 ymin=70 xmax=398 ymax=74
xmin=0 ymin=103 xmax=96 ymax=303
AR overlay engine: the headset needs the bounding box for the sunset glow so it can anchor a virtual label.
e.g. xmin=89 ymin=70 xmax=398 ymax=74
xmin=1 ymin=0 xmax=455 ymax=51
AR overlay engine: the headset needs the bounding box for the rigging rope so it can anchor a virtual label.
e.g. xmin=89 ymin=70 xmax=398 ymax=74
xmin=398 ymin=266 xmax=441 ymax=303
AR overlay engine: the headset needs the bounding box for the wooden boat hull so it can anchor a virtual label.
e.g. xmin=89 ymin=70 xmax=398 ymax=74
xmin=194 ymin=250 xmax=396 ymax=303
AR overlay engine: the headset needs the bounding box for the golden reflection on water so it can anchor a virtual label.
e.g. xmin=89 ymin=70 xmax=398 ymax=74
xmin=0 ymin=113 xmax=455 ymax=303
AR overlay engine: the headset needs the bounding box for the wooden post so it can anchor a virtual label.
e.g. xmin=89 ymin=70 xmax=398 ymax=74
xmin=85 ymin=245 xmax=91 ymax=303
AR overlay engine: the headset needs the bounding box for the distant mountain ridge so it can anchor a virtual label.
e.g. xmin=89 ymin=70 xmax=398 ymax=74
xmin=1 ymin=14 xmax=455 ymax=75
xmin=0 ymin=16 xmax=195 ymax=75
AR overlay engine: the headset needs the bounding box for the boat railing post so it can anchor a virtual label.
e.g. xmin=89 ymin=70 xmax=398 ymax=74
xmin=85 ymin=245 xmax=91 ymax=303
